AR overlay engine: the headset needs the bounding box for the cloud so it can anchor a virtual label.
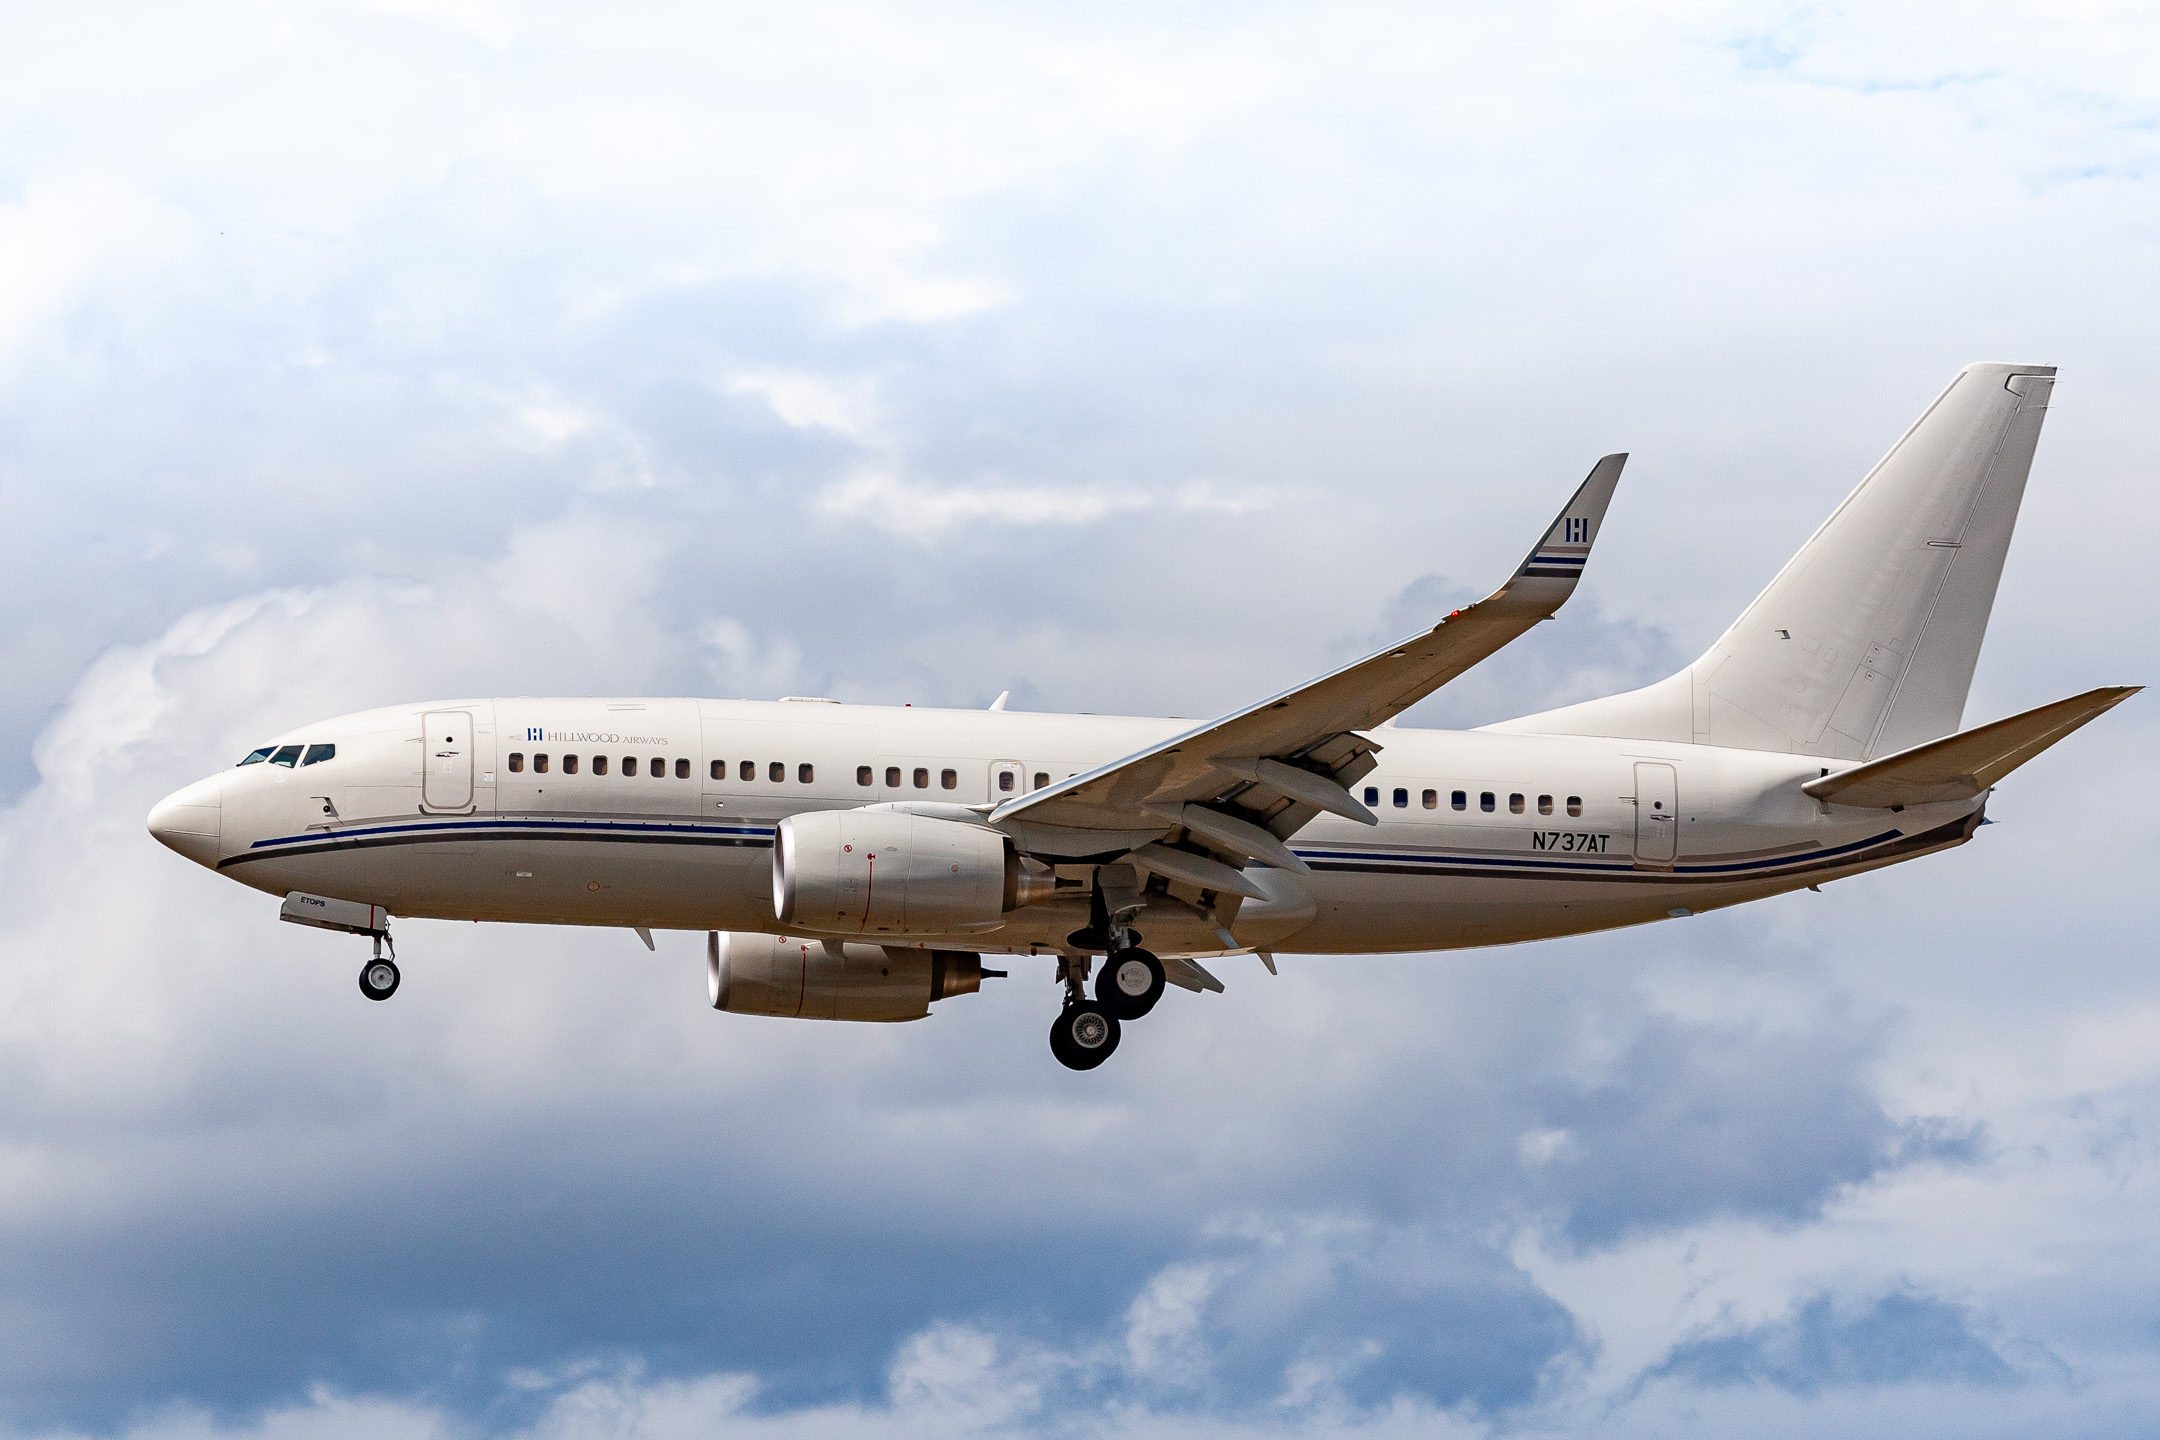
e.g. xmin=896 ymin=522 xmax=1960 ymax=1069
xmin=3 ymin=2 xmax=2160 ymax=1437
xmin=722 ymin=368 xmax=884 ymax=442
xmin=815 ymin=468 xmax=1154 ymax=535
xmin=814 ymin=470 xmax=1278 ymax=539
xmin=1526 ymin=1014 xmax=1988 ymax=1250
xmin=0 ymin=180 xmax=196 ymax=371
xmin=1651 ymin=1288 xmax=2018 ymax=1396
xmin=1371 ymin=575 xmax=1690 ymax=732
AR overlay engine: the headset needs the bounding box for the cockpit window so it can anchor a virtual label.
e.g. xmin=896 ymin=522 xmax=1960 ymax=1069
xmin=301 ymin=743 xmax=336 ymax=767
xmin=237 ymin=747 xmax=275 ymax=766
xmin=269 ymin=745 xmax=303 ymax=768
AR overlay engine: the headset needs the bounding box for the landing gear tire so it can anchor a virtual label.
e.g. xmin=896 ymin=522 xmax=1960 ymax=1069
xmin=1049 ymin=1001 xmax=1121 ymax=1070
xmin=359 ymin=957 xmax=401 ymax=1002
xmin=1095 ymin=949 xmax=1165 ymax=1020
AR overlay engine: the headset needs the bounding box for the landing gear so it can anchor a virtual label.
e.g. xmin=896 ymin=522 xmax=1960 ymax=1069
xmin=1049 ymin=1000 xmax=1121 ymax=1070
xmin=1095 ymin=948 xmax=1164 ymax=1020
xmin=358 ymin=930 xmax=399 ymax=1001
xmin=359 ymin=957 xmax=401 ymax=1001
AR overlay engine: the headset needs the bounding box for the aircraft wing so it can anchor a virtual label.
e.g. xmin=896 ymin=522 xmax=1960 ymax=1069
xmin=989 ymin=455 xmax=1627 ymax=864
xmin=1802 ymin=685 xmax=2140 ymax=808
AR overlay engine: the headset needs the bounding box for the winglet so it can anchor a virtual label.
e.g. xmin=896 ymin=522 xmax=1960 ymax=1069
xmin=1498 ymin=453 xmax=1626 ymax=611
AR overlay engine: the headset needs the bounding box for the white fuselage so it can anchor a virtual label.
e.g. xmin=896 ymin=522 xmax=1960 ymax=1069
xmin=149 ymin=696 xmax=1984 ymax=958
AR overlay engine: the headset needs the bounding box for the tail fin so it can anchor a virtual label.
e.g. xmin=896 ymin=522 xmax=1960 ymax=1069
xmin=1488 ymin=362 xmax=2056 ymax=760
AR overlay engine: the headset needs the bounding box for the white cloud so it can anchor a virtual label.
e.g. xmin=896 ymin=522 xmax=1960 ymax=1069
xmin=722 ymin=368 xmax=883 ymax=441
xmin=0 ymin=180 xmax=196 ymax=370
xmin=815 ymin=468 xmax=1153 ymax=535
xmin=814 ymin=469 xmax=1282 ymax=538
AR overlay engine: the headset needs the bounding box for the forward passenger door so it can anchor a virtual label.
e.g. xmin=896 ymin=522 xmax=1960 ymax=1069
xmin=421 ymin=711 xmax=474 ymax=811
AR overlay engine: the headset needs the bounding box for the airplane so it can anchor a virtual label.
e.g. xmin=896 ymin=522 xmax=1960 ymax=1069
xmin=148 ymin=362 xmax=2137 ymax=1069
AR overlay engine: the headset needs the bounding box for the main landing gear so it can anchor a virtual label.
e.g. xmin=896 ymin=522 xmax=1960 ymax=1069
xmin=1096 ymin=949 xmax=1165 ymax=1020
xmin=1049 ymin=999 xmax=1119 ymax=1070
xmin=1048 ymin=946 xmax=1165 ymax=1070
xmin=358 ymin=931 xmax=400 ymax=1002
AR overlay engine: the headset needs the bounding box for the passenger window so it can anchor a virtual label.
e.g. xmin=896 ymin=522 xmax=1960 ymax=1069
xmin=1423 ymin=789 xmax=1438 ymax=809
xmin=1363 ymin=786 xmax=1380 ymax=805
xmin=1509 ymin=793 xmax=1524 ymax=814
xmin=563 ymin=754 xmax=580 ymax=774
xmin=508 ymin=753 xmax=524 ymax=773
xmin=998 ymin=771 xmax=1015 ymax=792
xmin=913 ymin=767 xmax=929 ymax=789
xmin=1567 ymin=795 xmax=1583 ymax=817
xmin=1393 ymin=788 xmax=1408 ymax=808
xmin=740 ymin=760 xmax=754 ymax=781
xmin=595 ymin=756 xmax=609 ymax=776
xmin=797 ymin=763 xmax=811 ymax=783
xmin=656 ymin=759 xmax=670 ymax=779
xmin=535 ymin=754 xmax=550 ymax=774
xmin=1033 ymin=772 xmax=1049 ymax=790
xmin=858 ymin=765 xmax=874 ymax=786
xmin=628 ymin=757 xmax=644 ymax=776
xmin=270 ymin=745 xmax=303 ymax=768
xmin=1480 ymin=791 xmax=1494 ymax=812
xmin=709 ymin=760 xmax=721 ymax=780
xmin=678 ymin=759 xmax=692 ymax=779
xmin=886 ymin=766 xmax=902 ymax=788
xmin=768 ymin=761 xmax=783 ymax=783
xmin=940 ymin=768 xmax=957 ymax=790
xmin=301 ymin=743 xmax=336 ymax=766
xmin=1452 ymin=790 xmax=1466 ymax=810
xmin=1538 ymin=794 xmax=1553 ymax=815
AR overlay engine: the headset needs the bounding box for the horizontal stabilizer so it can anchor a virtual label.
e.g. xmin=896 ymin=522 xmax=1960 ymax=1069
xmin=1803 ymin=686 xmax=2140 ymax=808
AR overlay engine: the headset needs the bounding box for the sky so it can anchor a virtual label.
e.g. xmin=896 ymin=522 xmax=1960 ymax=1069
xmin=3 ymin=1 xmax=2159 ymax=1435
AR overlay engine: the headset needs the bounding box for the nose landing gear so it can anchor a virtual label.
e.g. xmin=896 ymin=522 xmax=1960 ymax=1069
xmin=357 ymin=931 xmax=400 ymax=1002
xmin=359 ymin=957 xmax=401 ymax=1001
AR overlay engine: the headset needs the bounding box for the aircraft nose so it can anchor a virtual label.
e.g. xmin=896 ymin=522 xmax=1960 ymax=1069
xmin=148 ymin=776 xmax=223 ymax=868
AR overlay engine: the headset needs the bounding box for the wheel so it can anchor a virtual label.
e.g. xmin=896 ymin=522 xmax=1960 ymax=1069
xmin=359 ymin=957 xmax=401 ymax=1002
xmin=1048 ymin=1001 xmax=1121 ymax=1070
xmin=1094 ymin=948 xmax=1165 ymax=1020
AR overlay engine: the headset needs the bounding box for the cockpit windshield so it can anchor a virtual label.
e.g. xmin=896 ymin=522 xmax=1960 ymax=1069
xmin=239 ymin=743 xmax=330 ymax=767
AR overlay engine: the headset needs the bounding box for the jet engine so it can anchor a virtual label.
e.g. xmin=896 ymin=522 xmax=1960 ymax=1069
xmin=708 ymin=931 xmax=991 ymax=1022
xmin=774 ymin=808 xmax=1053 ymax=937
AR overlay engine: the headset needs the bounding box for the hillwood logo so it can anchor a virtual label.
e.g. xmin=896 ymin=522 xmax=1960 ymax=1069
xmin=523 ymin=727 xmax=672 ymax=745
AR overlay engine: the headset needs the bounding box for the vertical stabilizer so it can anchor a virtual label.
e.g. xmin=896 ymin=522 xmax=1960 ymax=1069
xmin=1488 ymin=362 xmax=2056 ymax=760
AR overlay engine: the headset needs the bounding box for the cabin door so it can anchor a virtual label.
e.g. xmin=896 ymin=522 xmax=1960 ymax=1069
xmin=422 ymin=710 xmax=475 ymax=810
xmin=1631 ymin=761 xmax=1678 ymax=869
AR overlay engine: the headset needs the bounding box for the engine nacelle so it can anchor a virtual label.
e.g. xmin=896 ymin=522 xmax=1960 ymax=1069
xmin=708 ymin=931 xmax=987 ymax=1022
xmin=775 ymin=808 xmax=1037 ymax=936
